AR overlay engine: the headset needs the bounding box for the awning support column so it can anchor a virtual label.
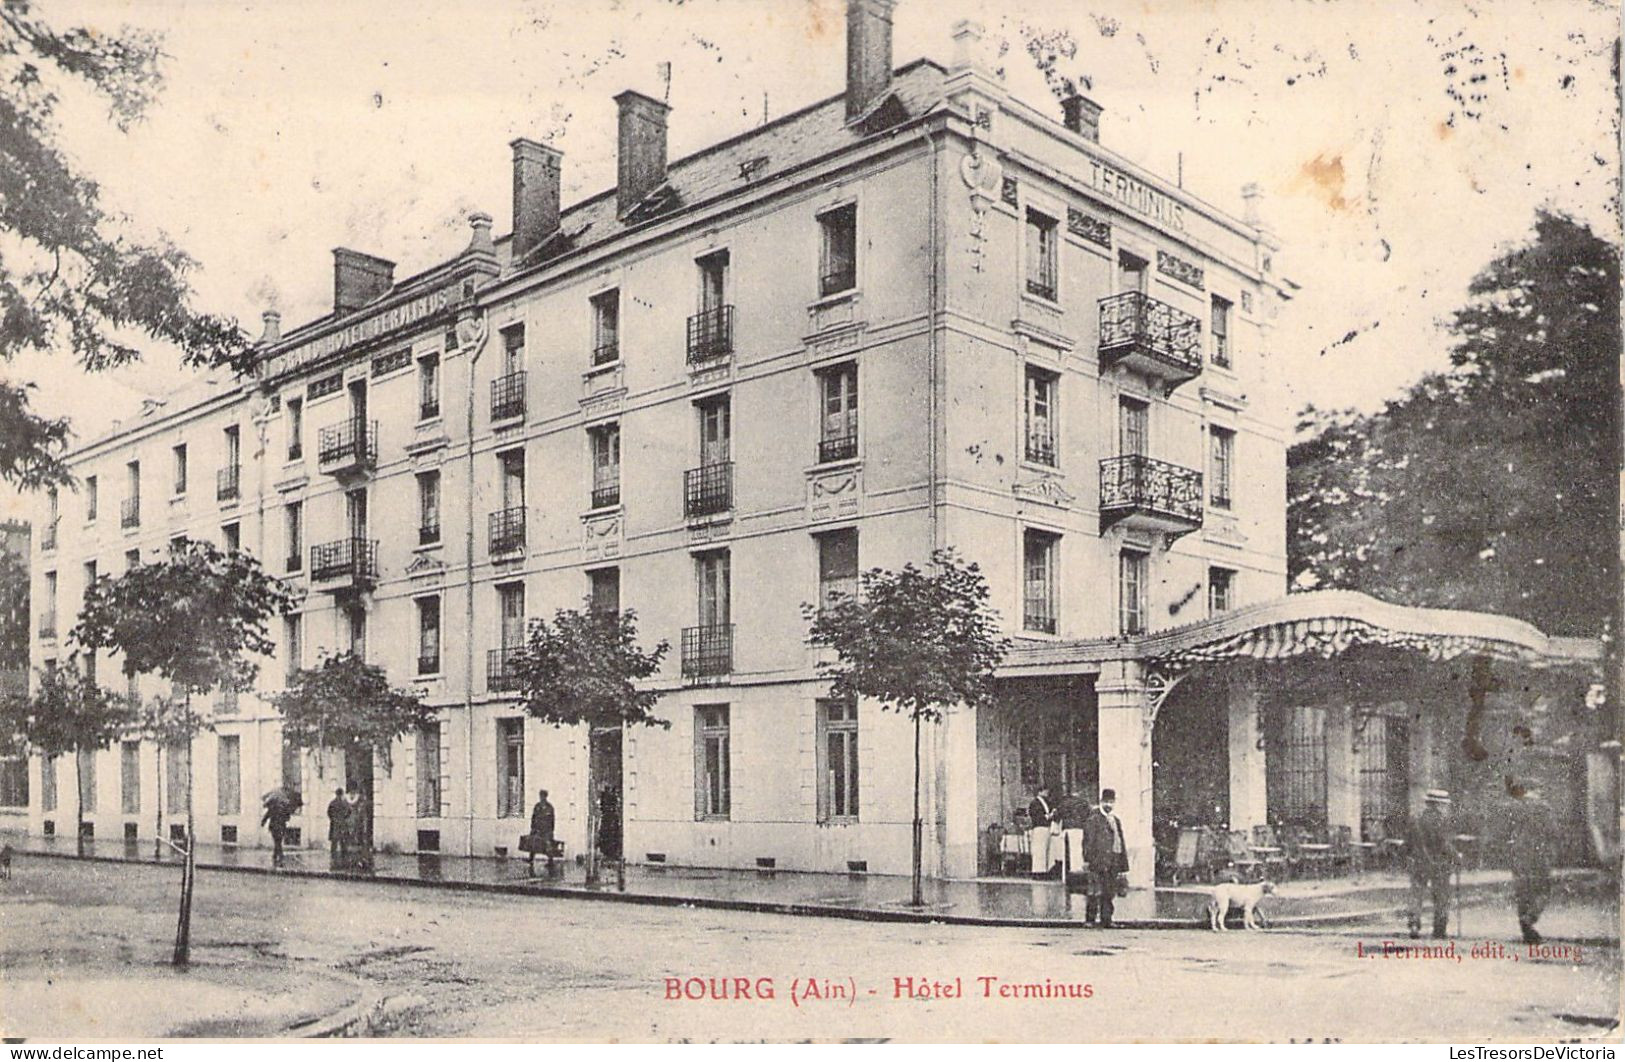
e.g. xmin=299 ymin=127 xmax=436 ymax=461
xmin=1096 ymin=659 xmax=1155 ymax=889
xmin=1226 ymin=674 xmax=1268 ymax=832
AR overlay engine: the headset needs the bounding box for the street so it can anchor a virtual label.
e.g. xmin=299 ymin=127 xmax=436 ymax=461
xmin=0 ymin=856 xmax=1618 ymax=1041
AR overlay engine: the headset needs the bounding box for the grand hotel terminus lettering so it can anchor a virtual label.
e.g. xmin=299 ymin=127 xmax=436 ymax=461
xmin=266 ymin=284 xmax=457 ymax=379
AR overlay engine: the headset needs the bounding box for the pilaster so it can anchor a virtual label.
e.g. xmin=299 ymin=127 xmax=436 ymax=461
xmin=1095 ymin=658 xmax=1155 ymax=888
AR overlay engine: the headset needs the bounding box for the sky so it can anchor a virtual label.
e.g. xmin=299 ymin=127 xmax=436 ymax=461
xmin=3 ymin=0 xmax=1619 ymax=521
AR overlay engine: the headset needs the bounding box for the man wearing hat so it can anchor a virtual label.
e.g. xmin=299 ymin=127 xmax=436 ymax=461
xmin=1506 ymin=784 xmax=1555 ymax=944
xmin=1081 ymin=788 xmax=1130 ymax=927
xmin=1405 ymin=789 xmax=1457 ymax=939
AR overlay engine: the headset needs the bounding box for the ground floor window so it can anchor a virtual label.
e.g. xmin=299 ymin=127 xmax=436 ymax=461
xmin=1018 ymin=708 xmax=1096 ymax=803
xmin=694 ymin=704 xmax=730 ymax=820
xmin=417 ymin=724 xmax=443 ymax=818
xmin=41 ymin=754 xmax=57 ymax=812
xmin=1268 ymin=705 xmax=1328 ymax=827
xmin=166 ymin=742 xmax=190 ymax=814
xmin=817 ymin=699 xmax=858 ymax=822
xmin=496 ymin=718 xmax=524 ymax=818
xmin=1358 ymin=713 xmax=1409 ymax=840
xmin=0 ymin=756 xmax=27 ymax=807
xmin=217 ymin=734 xmax=241 ymax=816
xmin=120 ymin=741 xmax=140 ymax=814
xmin=76 ymin=749 xmax=96 ymax=814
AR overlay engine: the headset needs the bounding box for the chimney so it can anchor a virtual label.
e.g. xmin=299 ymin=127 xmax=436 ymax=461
xmin=511 ymin=139 xmax=563 ymax=261
xmin=332 ymin=249 xmax=395 ymax=313
xmin=1241 ymin=182 xmax=1264 ymax=227
xmin=846 ymin=0 xmax=897 ymax=122
xmin=615 ymin=90 xmax=670 ymax=217
xmin=1062 ymin=94 xmax=1104 ymax=143
xmin=259 ymin=309 xmax=281 ymax=344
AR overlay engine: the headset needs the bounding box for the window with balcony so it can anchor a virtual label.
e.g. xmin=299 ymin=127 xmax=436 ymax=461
xmin=686 ymin=397 xmax=732 ymax=518
xmin=172 ymin=444 xmax=188 ymax=496
xmin=417 ymin=471 xmax=441 ymax=545
xmin=1024 ymin=367 xmax=1058 ymax=466
xmin=501 ymin=322 xmax=525 ymax=374
xmin=1209 ymin=566 xmax=1235 ymax=614
xmin=284 ymin=501 xmax=302 ymax=572
xmin=418 ymin=353 xmax=440 ymax=421
xmin=818 ymin=203 xmax=857 ymax=296
xmin=817 ymin=363 xmax=858 ymax=463
xmin=1026 ymin=208 xmax=1059 ymax=301
xmin=588 ymin=567 xmax=620 ymax=617
xmin=683 ymin=550 xmax=732 ymax=679
xmin=218 ymin=426 xmax=241 ymax=501
xmin=1023 ymin=530 xmax=1059 ymax=634
xmin=488 ymin=582 xmax=525 ymax=692
xmin=689 ymin=250 xmax=733 ymax=362
xmin=121 ymin=461 xmax=140 ymax=529
xmin=816 ymin=528 xmax=858 ymax=613
xmin=591 ymin=289 xmax=620 ymax=366
xmin=416 ymin=723 xmax=442 ymax=818
xmin=416 ymin=595 xmax=441 ymax=675
xmin=492 ymin=324 xmax=526 ymax=422
xmin=694 ymin=704 xmax=730 ymax=820
xmin=589 ymin=423 xmax=621 ymax=509
xmin=497 ymin=718 xmax=524 ymax=818
xmin=1119 ymin=397 xmax=1148 ymax=456
xmin=1119 ymin=549 xmax=1147 ymax=636
xmin=1118 ymin=249 xmax=1148 ymax=293
xmin=491 ymin=451 xmax=525 ymax=555
xmin=1211 ymin=295 xmax=1232 ymax=368
xmin=317 ymin=417 xmax=376 ymax=471
xmin=85 ymin=476 xmax=97 ymax=523
xmin=1210 ymin=426 xmax=1235 ymax=510
xmin=286 ymin=396 xmax=304 ymax=461
xmin=817 ymin=698 xmax=859 ymax=822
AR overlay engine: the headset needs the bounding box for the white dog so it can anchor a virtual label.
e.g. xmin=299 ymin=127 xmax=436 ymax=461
xmin=1206 ymin=880 xmax=1275 ymax=931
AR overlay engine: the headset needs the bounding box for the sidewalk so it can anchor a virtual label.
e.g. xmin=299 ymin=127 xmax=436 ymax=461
xmin=5 ymin=831 xmax=1614 ymax=932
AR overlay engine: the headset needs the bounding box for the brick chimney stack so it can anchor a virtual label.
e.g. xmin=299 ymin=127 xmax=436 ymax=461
xmin=511 ymin=138 xmax=563 ymax=261
xmin=332 ymin=249 xmax=395 ymax=313
xmin=615 ymin=90 xmax=670 ymax=217
xmin=846 ymin=0 xmax=897 ymax=122
xmin=259 ymin=309 xmax=281 ymax=344
xmin=1062 ymin=94 xmax=1104 ymax=143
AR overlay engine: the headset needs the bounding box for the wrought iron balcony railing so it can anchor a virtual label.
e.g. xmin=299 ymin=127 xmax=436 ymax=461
xmin=1026 ymin=276 xmax=1058 ymax=302
xmin=818 ymin=435 xmax=858 ymax=464
xmin=684 ymin=462 xmax=733 ymax=519
xmin=591 ymin=483 xmax=620 ymax=510
xmin=487 ymin=647 xmax=522 ymax=692
xmin=687 ymin=305 xmax=734 ymax=363
xmin=309 ymin=537 xmax=378 ymax=584
xmin=491 ymin=371 xmax=527 ymax=422
xmin=420 ymin=399 xmax=441 ymax=421
xmin=1098 ymin=455 xmax=1203 ymax=530
xmin=39 ymin=522 xmax=57 ymax=552
xmin=417 ymin=653 xmax=440 ymax=677
xmin=1097 ymin=291 xmax=1203 ymax=382
xmin=488 ymin=507 xmax=526 ymax=556
xmin=820 ymin=266 xmax=856 ymax=298
xmin=38 ymin=617 xmax=57 ymax=641
xmin=418 ymin=520 xmax=441 ymax=546
xmin=216 ymin=465 xmax=241 ymax=501
xmin=120 ymin=497 xmax=140 ymax=529
xmin=681 ymin=624 xmax=733 ymax=680
xmin=285 ymin=552 xmax=302 ymax=574
xmin=592 ymin=341 xmax=619 ymax=367
xmin=1024 ymin=434 xmax=1057 ymax=467
xmin=316 ymin=419 xmax=377 ymax=471
xmin=1023 ymin=604 xmax=1057 ymax=635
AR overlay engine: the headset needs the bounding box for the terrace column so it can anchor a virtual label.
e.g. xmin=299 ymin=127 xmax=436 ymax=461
xmin=1095 ymin=659 xmax=1155 ymax=888
xmin=1226 ymin=674 xmax=1269 ymax=832
xmin=1326 ymin=702 xmax=1362 ymax=836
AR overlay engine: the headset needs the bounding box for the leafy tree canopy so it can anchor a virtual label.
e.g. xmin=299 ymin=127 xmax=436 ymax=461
xmin=274 ymin=652 xmax=439 ymax=772
xmin=0 ymin=654 xmax=135 ymax=757
xmin=804 ymin=548 xmax=1010 ymax=722
xmin=73 ymin=537 xmax=292 ymax=694
xmin=1 ymin=4 xmax=251 ymax=489
xmin=514 ymin=606 xmax=669 ymax=730
xmin=1288 ymin=210 xmax=1620 ymax=638
xmin=0 ymin=542 xmax=27 ymax=673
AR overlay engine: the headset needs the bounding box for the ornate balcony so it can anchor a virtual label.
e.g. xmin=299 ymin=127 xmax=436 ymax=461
xmin=591 ymin=483 xmax=620 ymax=510
xmin=488 ymin=507 xmax=526 ymax=557
xmin=687 ymin=305 xmax=734 ymax=363
xmin=818 ymin=435 xmax=858 ymax=464
xmin=1097 ymin=292 xmax=1202 ymax=394
xmin=216 ymin=465 xmax=240 ymax=502
xmin=487 ymin=647 xmax=522 ymax=693
xmin=309 ymin=537 xmax=378 ymax=590
xmin=491 ymin=371 xmax=527 ymax=423
xmin=684 ymin=462 xmax=733 ymax=519
xmin=1098 ymin=455 xmax=1203 ymax=542
xmin=316 ymin=419 xmax=377 ymax=476
xmin=681 ymin=624 xmax=733 ymax=681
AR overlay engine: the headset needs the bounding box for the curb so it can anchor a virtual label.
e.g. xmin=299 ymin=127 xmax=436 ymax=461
xmin=6 ymin=847 xmax=1522 ymax=932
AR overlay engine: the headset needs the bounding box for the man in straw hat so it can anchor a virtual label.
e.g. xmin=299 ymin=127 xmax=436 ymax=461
xmin=1405 ymin=789 xmax=1457 ymax=939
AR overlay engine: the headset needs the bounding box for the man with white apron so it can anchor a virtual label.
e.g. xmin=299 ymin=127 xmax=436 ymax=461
xmin=1028 ymin=787 xmax=1060 ymax=878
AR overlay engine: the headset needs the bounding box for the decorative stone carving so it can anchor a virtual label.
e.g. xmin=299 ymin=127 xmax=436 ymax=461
xmin=808 ymin=466 xmax=862 ymax=523
xmin=1156 ymin=250 xmax=1205 ymax=290
xmin=686 ymin=518 xmax=732 ymax=544
xmin=405 ymin=553 xmax=446 ymax=583
xmin=582 ymin=511 xmax=623 ymax=562
xmin=805 ymin=322 xmax=865 ymax=362
xmin=1240 ymin=290 xmax=1254 ymax=314
xmin=688 ymin=357 xmax=732 ymax=391
xmin=807 ymin=292 xmax=862 ymax=337
xmin=1066 ymin=206 xmax=1111 ymax=249
xmin=1013 ymin=475 xmax=1075 ymax=509
xmin=1000 ymin=175 xmax=1019 ymax=207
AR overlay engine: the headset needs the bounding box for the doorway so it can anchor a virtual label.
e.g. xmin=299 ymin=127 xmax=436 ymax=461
xmin=344 ymin=746 xmax=375 ymax=852
xmin=591 ymin=727 xmax=623 ymax=861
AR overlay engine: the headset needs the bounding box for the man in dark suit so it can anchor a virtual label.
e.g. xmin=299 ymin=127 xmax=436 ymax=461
xmin=325 ymin=787 xmax=350 ymax=869
xmin=1507 ymin=785 xmax=1555 ymax=944
xmin=1405 ymin=789 xmax=1457 ymax=939
xmin=528 ymin=789 xmax=557 ymax=876
xmin=1082 ymin=788 xmax=1130 ymax=927
xmin=1028 ymin=786 xmax=1059 ymax=878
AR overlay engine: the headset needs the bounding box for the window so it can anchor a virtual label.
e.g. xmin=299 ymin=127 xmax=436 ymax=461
xmin=166 ymin=742 xmax=189 ymax=815
xmin=1211 ymin=295 xmax=1232 ymax=368
xmin=416 ymin=596 xmax=441 ymax=675
xmin=1117 ymin=250 xmax=1148 ymax=293
xmin=698 ymin=250 xmax=729 ymax=312
xmin=85 ymin=476 xmax=97 ymax=523
xmin=77 ymin=748 xmax=95 ymax=813
xmin=346 ymin=487 xmax=368 ymax=539
xmin=1119 ymin=550 xmax=1147 ymax=635
xmin=1024 ymin=368 xmax=1058 ymax=466
xmin=418 ymin=354 xmax=440 ymax=420
xmin=694 ymin=705 xmax=730 ymax=820
xmin=499 ymin=583 xmax=526 ymax=650
xmin=281 ymin=740 xmax=302 ymax=800
xmin=500 ymin=450 xmax=525 ymax=510
xmin=417 ymin=471 xmax=441 ymax=545
xmin=1269 ymin=705 xmax=1328 ymax=827
xmin=817 ymin=363 xmax=858 ymax=463
xmin=588 ymin=567 xmax=620 ymax=616
xmin=122 ymin=461 xmax=140 ymax=528
xmin=221 ymin=522 xmax=240 ymax=553
xmin=589 ymin=423 xmax=621 ymax=509
xmin=496 ymin=718 xmax=524 ymax=818
xmin=172 ymin=444 xmax=188 ymax=495
xmin=816 ymin=528 xmax=858 ymax=612
xmin=284 ymin=615 xmax=301 ymax=683
xmin=120 ymin=741 xmax=140 ymax=814
xmin=124 ymin=548 xmax=140 ymax=571
xmin=40 ymin=570 xmax=56 ymax=638
xmin=685 ymin=551 xmax=732 ymax=678
xmin=223 ymin=425 xmax=241 ymax=487
xmin=44 ymin=487 xmax=58 ymax=546
xmin=698 ymin=397 xmax=730 ymax=466
xmin=286 ymin=396 xmax=304 ymax=461
xmin=416 ymin=724 xmax=442 ymax=818
xmin=344 ymin=606 xmax=366 ymax=661
xmin=817 ymin=699 xmax=859 ymax=822
xmin=1358 ymin=714 xmax=1409 ymax=840
xmin=501 ymin=323 xmax=526 ymax=376
xmin=818 ymin=203 xmax=857 ymax=296
xmin=217 ymin=735 xmax=240 ymax=816
xmin=697 ymin=551 xmax=730 ymax=628
xmin=1025 ymin=209 xmax=1059 ymax=301
xmin=285 ymin=502 xmax=303 ymax=571
xmin=1119 ymin=397 xmax=1148 ymax=456
xmin=689 ymin=251 xmax=733 ymax=361
xmin=0 ymin=756 xmax=28 ymax=807
xmin=591 ymin=289 xmax=620 ymax=366
xmin=1209 ymin=567 xmax=1235 ymax=614
xmin=1023 ymin=530 xmax=1059 ymax=634
xmin=41 ymin=754 xmax=57 ymax=812
xmin=1210 ymin=426 xmax=1235 ymax=509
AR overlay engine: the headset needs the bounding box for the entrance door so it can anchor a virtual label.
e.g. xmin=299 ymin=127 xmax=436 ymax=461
xmin=344 ymin=747 xmax=374 ymax=851
xmin=591 ymin=728 xmax=624 ymax=861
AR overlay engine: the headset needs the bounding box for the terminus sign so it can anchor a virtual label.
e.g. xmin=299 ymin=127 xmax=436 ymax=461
xmin=1083 ymin=158 xmax=1187 ymax=233
xmin=265 ymin=284 xmax=457 ymax=379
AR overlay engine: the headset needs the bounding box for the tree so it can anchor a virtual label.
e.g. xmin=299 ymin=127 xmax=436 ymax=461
xmin=0 ymin=544 xmax=27 ymax=677
xmin=0 ymin=654 xmax=136 ymax=852
xmin=1289 ymin=210 xmax=1620 ymax=639
xmin=1 ymin=5 xmax=251 ymax=489
xmin=510 ymin=605 xmax=668 ymax=886
xmin=73 ymin=538 xmax=291 ymax=965
xmin=804 ymin=548 xmax=1009 ymax=906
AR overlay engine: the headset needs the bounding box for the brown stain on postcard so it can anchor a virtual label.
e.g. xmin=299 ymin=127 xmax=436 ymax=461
xmin=1298 ymin=152 xmax=1352 ymax=212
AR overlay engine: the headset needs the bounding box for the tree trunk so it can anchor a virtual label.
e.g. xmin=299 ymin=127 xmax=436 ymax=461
xmin=74 ymin=750 xmax=85 ymax=858
xmin=172 ymin=709 xmax=195 ymax=967
xmin=154 ymin=744 xmax=164 ymax=861
xmin=911 ymin=712 xmax=924 ymax=907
